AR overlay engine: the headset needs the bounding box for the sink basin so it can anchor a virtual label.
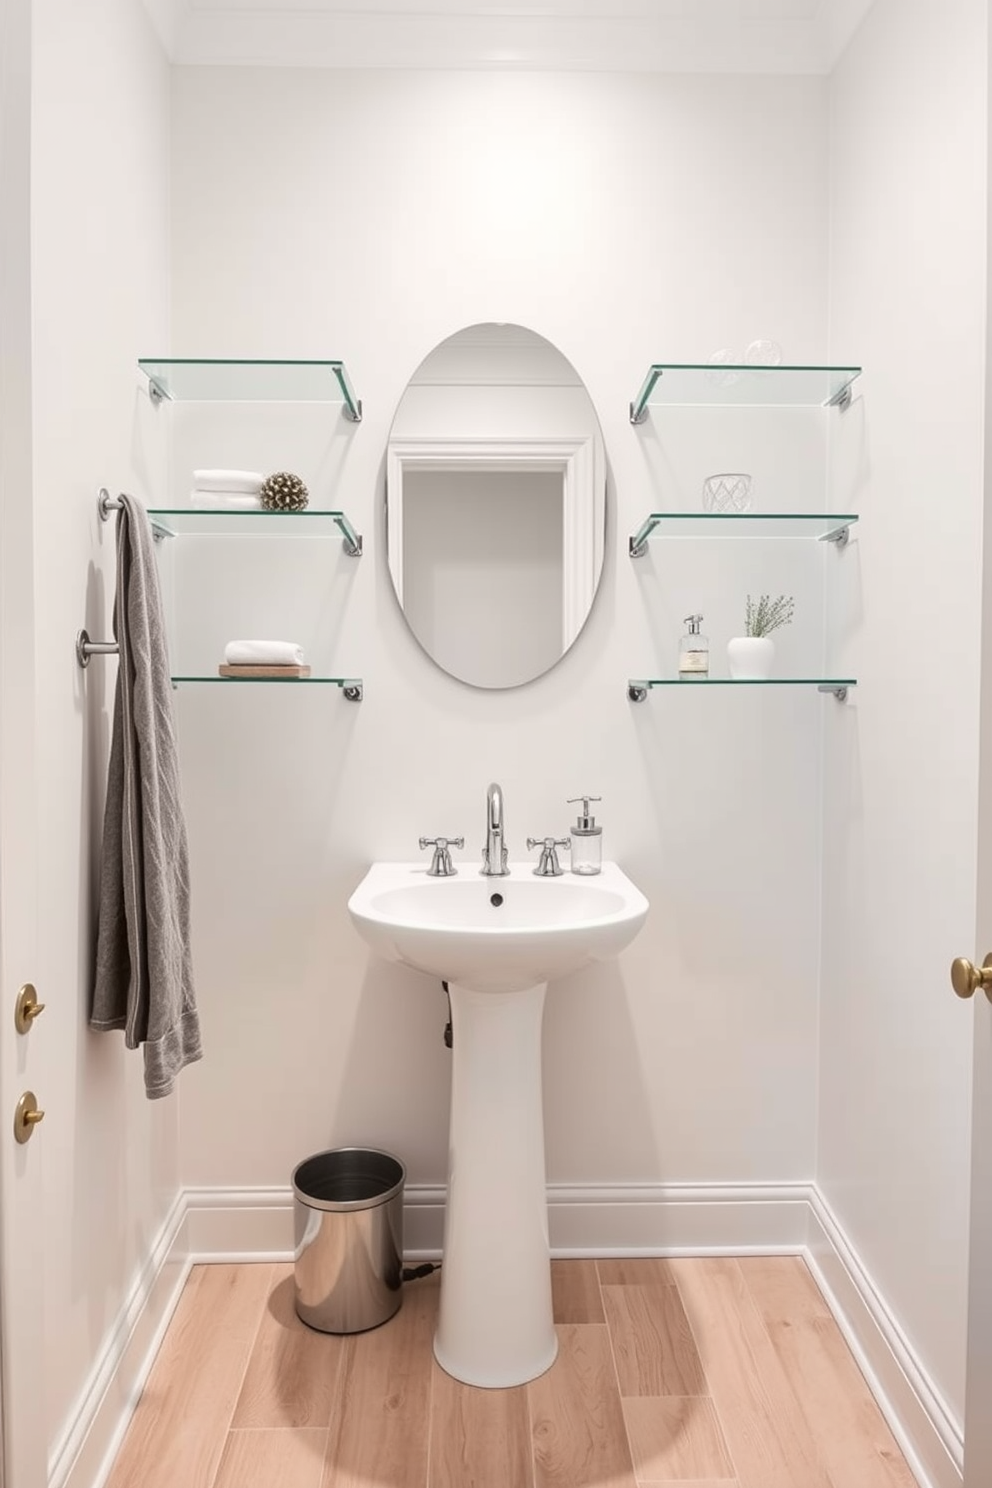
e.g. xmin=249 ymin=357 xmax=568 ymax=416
xmin=347 ymin=856 xmax=649 ymax=1388
xmin=347 ymin=860 xmax=649 ymax=993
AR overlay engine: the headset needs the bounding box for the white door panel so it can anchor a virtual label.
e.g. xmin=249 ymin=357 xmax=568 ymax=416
xmin=962 ymin=75 xmax=992 ymax=1479
xmin=0 ymin=2 xmax=46 ymax=1484
xmin=964 ymin=993 xmax=992 ymax=1484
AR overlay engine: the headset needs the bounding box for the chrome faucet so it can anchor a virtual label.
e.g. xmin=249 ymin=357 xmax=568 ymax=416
xmin=481 ymin=781 xmax=509 ymax=877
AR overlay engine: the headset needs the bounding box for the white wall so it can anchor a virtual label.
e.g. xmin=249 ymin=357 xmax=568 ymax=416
xmin=29 ymin=0 xmax=176 ymax=1465
xmin=822 ymin=0 xmax=985 ymax=1451
xmin=166 ymin=68 xmax=832 ymax=1201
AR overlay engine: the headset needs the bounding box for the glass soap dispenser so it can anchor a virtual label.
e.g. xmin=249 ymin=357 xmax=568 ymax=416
xmin=567 ymin=795 xmax=602 ymax=876
xmin=679 ymin=614 xmax=709 ymax=679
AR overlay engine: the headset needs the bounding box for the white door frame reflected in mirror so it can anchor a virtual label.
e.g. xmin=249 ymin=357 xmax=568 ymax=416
xmin=384 ymin=324 xmax=608 ymax=689
xmin=386 ymin=436 xmax=598 ymax=640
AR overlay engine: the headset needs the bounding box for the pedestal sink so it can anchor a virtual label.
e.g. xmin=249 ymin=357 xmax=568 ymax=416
xmin=347 ymin=860 xmax=649 ymax=1387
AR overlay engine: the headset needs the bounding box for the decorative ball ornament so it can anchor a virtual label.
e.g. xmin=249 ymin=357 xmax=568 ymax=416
xmin=260 ymin=471 xmax=309 ymax=512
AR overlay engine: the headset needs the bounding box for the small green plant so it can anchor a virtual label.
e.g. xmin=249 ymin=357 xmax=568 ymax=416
xmin=745 ymin=593 xmax=795 ymax=637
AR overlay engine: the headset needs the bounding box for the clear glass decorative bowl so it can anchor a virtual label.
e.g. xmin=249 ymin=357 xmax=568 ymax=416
xmin=702 ymin=472 xmax=752 ymax=513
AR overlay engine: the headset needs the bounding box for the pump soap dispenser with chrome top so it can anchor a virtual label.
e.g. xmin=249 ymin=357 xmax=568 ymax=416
xmin=679 ymin=614 xmax=709 ymax=678
xmin=567 ymin=795 xmax=603 ymax=876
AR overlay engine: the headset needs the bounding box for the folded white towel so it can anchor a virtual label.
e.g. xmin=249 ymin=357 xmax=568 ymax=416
xmin=191 ymin=491 xmax=262 ymax=509
xmin=224 ymin=640 xmax=306 ymax=667
xmin=193 ymin=469 xmax=265 ymax=494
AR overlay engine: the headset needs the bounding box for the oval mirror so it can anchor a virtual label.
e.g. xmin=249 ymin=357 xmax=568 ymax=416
xmin=385 ymin=324 xmax=607 ymax=688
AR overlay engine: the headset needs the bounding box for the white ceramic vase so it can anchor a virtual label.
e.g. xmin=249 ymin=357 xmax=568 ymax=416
xmin=727 ymin=635 xmax=775 ymax=680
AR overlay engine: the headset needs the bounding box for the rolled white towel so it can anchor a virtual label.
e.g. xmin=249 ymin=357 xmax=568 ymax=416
xmin=193 ymin=469 xmax=265 ymax=494
xmin=224 ymin=640 xmax=306 ymax=667
xmin=191 ymin=491 xmax=262 ymax=508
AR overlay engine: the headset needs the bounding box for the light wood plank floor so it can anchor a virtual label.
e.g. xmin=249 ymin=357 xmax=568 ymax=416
xmin=104 ymin=1257 xmax=919 ymax=1488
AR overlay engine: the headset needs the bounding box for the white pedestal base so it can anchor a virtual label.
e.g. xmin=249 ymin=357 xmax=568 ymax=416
xmin=434 ymin=980 xmax=558 ymax=1388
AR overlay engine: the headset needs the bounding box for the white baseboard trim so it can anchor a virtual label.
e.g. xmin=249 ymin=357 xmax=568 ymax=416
xmin=53 ymin=1180 xmax=962 ymax=1488
xmin=806 ymin=1189 xmax=963 ymax=1488
xmin=184 ymin=1184 xmax=295 ymax=1260
xmin=51 ymin=1190 xmax=191 ymax=1488
xmin=547 ymin=1181 xmax=811 ymax=1255
xmin=182 ymin=1179 xmax=813 ymax=1261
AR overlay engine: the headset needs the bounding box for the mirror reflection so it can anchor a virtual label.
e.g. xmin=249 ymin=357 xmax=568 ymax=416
xmin=386 ymin=324 xmax=607 ymax=688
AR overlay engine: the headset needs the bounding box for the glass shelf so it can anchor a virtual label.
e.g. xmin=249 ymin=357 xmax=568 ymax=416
xmin=172 ymin=675 xmax=363 ymax=700
xmin=628 ymin=512 xmax=858 ymax=555
xmin=138 ymin=358 xmax=362 ymax=422
xmin=147 ymin=507 xmax=362 ymax=555
xmin=628 ymin=678 xmax=856 ymax=701
xmin=629 ymin=364 xmax=862 ymax=422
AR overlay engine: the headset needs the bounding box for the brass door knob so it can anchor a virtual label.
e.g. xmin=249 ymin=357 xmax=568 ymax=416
xmin=14 ymin=983 xmax=45 ymax=1035
xmin=950 ymin=954 xmax=992 ymax=1002
xmin=13 ymin=1092 xmax=45 ymax=1145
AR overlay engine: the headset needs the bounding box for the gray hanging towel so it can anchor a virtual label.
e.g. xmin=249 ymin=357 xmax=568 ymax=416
xmin=91 ymin=494 xmax=202 ymax=1097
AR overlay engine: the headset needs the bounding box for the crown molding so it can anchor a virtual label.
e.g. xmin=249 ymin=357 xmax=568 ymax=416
xmin=141 ymin=1 xmax=875 ymax=74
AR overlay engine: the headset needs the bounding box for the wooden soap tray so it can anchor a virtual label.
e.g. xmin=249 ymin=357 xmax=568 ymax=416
xmin=218 ymin=663 xmax=311 ymax=678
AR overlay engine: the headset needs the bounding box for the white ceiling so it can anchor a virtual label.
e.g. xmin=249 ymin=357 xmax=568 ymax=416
xmin=140 ymin=0 xmax=877 ymax=73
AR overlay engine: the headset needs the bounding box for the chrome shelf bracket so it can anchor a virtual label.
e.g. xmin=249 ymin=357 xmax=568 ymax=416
xmin=629 ymin=368 xmax=663 ymax=425
xmin=333 ymin=513 xmax=363 ymax=556
xmin=333 ymin=364 xmax=363 ymax=423
xmin=629 ymin=517 xmax=662 ymax=558
xmin=341 ymin=681 xmax=363 ymax=702
xmin=818 ymin=684 xmax=850 ymax=701
xmin=822 ymin=525 xmax=851 ymax=548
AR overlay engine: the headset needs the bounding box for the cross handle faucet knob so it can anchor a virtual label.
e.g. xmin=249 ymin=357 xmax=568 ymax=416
xmin=526 ymin=836 xmax=570 ymax=877
xmin=419 ymin=836 xmax=465 ymax=877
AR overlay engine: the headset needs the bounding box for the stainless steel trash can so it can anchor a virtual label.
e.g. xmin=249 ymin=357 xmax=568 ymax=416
xmin=291 ymin=1147 xmax=405 ymax=1334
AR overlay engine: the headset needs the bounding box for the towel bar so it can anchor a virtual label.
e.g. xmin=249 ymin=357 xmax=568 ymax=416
xmin=76 ymin=629 xmax=118 ymax=668
xmin=98 ymin=488 xmax=172 ymax=542
xmin=97 ymin=488 xmax=121 ymax=521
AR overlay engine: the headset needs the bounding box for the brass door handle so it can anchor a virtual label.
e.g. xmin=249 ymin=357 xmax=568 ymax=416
xmin=14 ymin=983 xmax=45 ymax=1035
xmin=13 ymin=1092 xmax=45 ymax=1144
xmin=951 ymin=954 xmax=992 ymax=1002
